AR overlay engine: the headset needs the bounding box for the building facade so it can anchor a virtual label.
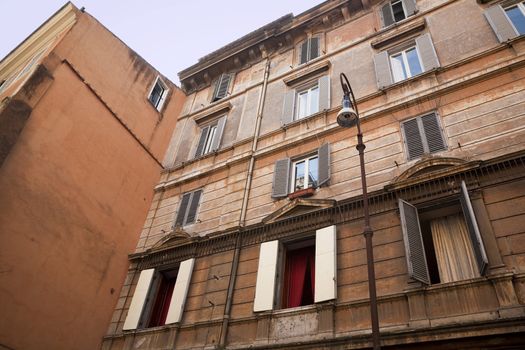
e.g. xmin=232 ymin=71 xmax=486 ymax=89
xmin=103 ymin=0 xmax=525 ymax=348
xmin=0 ymin=3 xmax=184 ymax=350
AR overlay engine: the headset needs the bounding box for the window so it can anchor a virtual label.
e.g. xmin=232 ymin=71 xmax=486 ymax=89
xmin=253 ymin=225 xmax=337 ymax=312
xmin=373 ymin=33 xmax=440 ymax=89
xmin=194 ymin=116 xmax=226 ymax=158
xmin=505 ymin=2 xmax=525 ymax=35
xmin=401 ymin=112 xmax=446 ymax=160
xmin=174 ymin=189 xmax=203 ymax=227
xmin=299 ymin=36 xmax=320 ymax=65
xmin=390 ymin=46 xmax=423 ymax=82
xmin=281 ymin=76 xmax=330 ymax=125
xmin=380 ymin=0 xmax=416 ymax=27
xmin=399 ymin=181 xmax=488 ymax=285
xmin=296 ymin=84 xmax=320 ymax=120
xmin=122 ymin=258 xmax=195 ymax=330
xmin=212 ymin=73 xmax=233 ymax=102
xmin=148 ymin=77 xmax=169 ymax=111
xmin=485 ymin=2 xmax=525 ymax=42
xmin=272 ymin=144 xmax=330 ymax=199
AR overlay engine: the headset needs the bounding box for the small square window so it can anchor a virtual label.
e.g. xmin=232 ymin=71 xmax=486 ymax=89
xmin=504 ymin=2 xmax=525 ymax=35
xmin=298 ymin=36 xmax=320 ymax=65
xmin=390 ymin=46 xmax=423 ymax=83
xmin=391 ymin=0 xmax=406 ymax=22
xmin=291 ymin=155 xmax=319 ymax=192
xmin=174 ymin=189 xmax=202 ymax=227
xmin=148 ymin=77 xmax=169 ymax=111
xmin=401 ymin=112 xmax=446 ymax=160
xmin=296 ymin=84 xmax=319 ymax=120
xmin=194 ymin=116 xmax=226 ymax=158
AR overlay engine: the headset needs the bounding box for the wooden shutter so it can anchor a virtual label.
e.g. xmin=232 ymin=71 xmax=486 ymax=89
xmin=402 ymin=118 xmax=424 ymax=160
xmin=459 ymin=181 xmax=488 ymax=275
xmin=272 ymin=158 xmax=290 ymax=198
xmin=123 ymin=269 xmax=155 ymax=330
xmin=317 ymin=143 xmax=330 ymax=187
xmin=381 ymin=3 xmax=395 ymax=27
xmin=165 ymin=258 xmax=195 ymax=324
xmin=254 ymin=241 xmax=279 ymax=311
xmin=399 ymin=199 xmax=430 ymax=285
xmin=281 ymin=89 xmax=296 ymax=125
xmin=211 ymin=116 xmax=226 ymax=152
xmin=373 ymin=51 xmax=393 ymax=89
xmin=485 ymin=5 xmax=518 ymax=42
xmin=309 ymin=37 xmax=320 ymax=60
xmin=185 ymin=190 xmax=202 ymax=225
xmin=213 ymin=74 xmax=231 ymax=101
xmin=174 ymin=193 xmax=192 ymax=227
xmin=194 ymin=126 xmax=210 ymax=158
xmin=299 ymin=40 xmax=309 ymax=64
xmin=416 ymin=33 xmax=440 ymax=72
xmin=402 ymin=0 xmax=417 ymax=17
xmin=421 ymin=113 xmax=446 ymax=153
xmin=318 ymin=75 xmax=330 ymax=112
xmin=315 ymin=225 xmax=337 ymax=303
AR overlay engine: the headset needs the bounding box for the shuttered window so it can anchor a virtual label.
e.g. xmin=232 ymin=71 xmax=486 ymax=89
xmin=281 ymin=76 xmax=330 ymax=125
xmin=504 ymin=2 xmax=525 ymax=35
xmin=401 ymin=113 xmax=446 ymax=160
xmin=194 ymin=116 xmax=227 ymax=158
xmin=299 ymin=36 xmax=321 ymax=65
xmin=174 ymin=190 xmax=203 ymax=227
xmin=148 ymin=77 xmax=169 ymax=111
xmin=212 ymin=73 xmax=232 ymax=102
xmin=380 ymin=0 xmax=417 ymax=27
xmin=271 ymin=144 xmax=331 ymax=198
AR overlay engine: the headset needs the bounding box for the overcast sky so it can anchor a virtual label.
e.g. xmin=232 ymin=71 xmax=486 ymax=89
xmin=0 ymin=1 xmax=322 ymax=85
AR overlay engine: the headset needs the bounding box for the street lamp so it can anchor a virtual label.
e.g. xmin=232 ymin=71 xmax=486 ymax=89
xmin=337 ymin=73 xmax=381 ymax=350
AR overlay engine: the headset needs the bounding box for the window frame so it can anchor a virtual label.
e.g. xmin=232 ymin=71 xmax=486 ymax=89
xmin=295 ymin=83 xmax=320 ymax=120
xmin=504 ymin=1 xmax=525 ymax=35
xmin=298 ymin=36 xmax=321 ymax=65
xmin=143 ymin=268 xmax=179 ymax=328
xmin=290 ymin=154 xmax=319 ymax=193
xmin=211 ymin=73 xmax=233 ymax=102
xmin=390 ymin=0 xmax=407 ymax=23
xmin=194 ymin=115 xmax=226 ymax=158
xmin=401 ymin=112 xmax=447 ymax=160
xmin=148 ymin=76 xmax=169 ymax=111
xmin=174 ymin=189 xmax=203 ymax=227
xmin=389 ymin=45 xmax=423 ymax=83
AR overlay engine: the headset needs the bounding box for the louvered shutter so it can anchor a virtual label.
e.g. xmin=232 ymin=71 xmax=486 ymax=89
xmin=254 ymin=241 xmax=279 ymax=311
xmin=402 ymin=118 xmax=424 ymax=160
xmin=185 ymin=190 xmax=202 ymax=225
xmin=281 ymin=89 xmax=296 ymax=125
xmin=213 ymin=74 xmax=231 ymax=101
xmin=299 ymin=40 xmax=309 ymax=64
xmin=381 ymin=3 xmax=395 ymax=27
xmin=211 ymin=116 xmax=226 ymax=151
xmin=421 ymin=113 xmax=446 ymax=153
xmin=416 ymin=33 xmax=440 ymax=72
xmin=272 ymin=158 xmax=291 ymax=198
xmin=317 ymin=143 xmax=330 ymax=187
xmin=123 ymin=269 xmax=155 ymax=330
xmin=174 ymin=193 xmax=192 ymax=227
xmin=315 ymin=225 xmax=337 ymax=302
xmin=373 ymin=51 xmax=393 ymax=89
xmin=194 ymin=126 xmax=210 ymax=158
xmin=402 ymin=0 xmax=417 ymax=17
xmin=399 ymin=199 xmax=430 ymax=285
xmin=459 ymin=181 xmax=488 ymax=275
xmin=485 ymin=5 xmax=518 ymax=42
xmin=165 ymin=258 xmax=195 ymax=324
xmin=310 ymin=37 xmax=320 ymax=60
xmin=318 ymin=75 xmax=330 ymax=112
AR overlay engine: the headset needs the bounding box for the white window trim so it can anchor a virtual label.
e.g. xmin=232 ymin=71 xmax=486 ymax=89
xmin=390 ymin=0 xmax=407 ymax=23
xmin=148 ymin=76 xmax=169 ymax=111
xmin=202 ymin=124 xmax=218 ymax=155
xmin=295 ymin=84 xmax=319 ymax=120
xmin=290 ymin=154 xmax=318 ymax=192
xmin=389 ymin=45 xmax=422 ymax=83
xmin=504 ymin=1 xmax=525 ymax=35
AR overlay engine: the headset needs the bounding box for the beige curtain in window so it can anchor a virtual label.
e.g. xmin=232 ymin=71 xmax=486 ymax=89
xmin=430 ymin=214 xmax=479 ymax=283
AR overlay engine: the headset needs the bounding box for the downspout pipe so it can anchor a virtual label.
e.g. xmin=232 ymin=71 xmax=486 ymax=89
xmin=218 ymin=57 xmax=271 ymax=348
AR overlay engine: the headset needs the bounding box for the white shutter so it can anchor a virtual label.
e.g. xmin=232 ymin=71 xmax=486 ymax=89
xmin=315 ymin=225 xmax=337 ymax=303
xmin=165 ymin=258 xmax=195 ymax=324
xmin=122 ymin=269 xmax=155 ymax=330
xmin=253 ymin=240 xmax=279 ymax=312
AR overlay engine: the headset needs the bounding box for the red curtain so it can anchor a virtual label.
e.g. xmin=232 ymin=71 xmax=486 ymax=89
xmin=148 ymin=276 xmax=176 ymax=327
xmin=286 ymin=246 xmax=315 ymax=308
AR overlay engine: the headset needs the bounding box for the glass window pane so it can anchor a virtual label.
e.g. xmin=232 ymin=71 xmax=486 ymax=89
xmin=297 ymin=92 xmax=308 ymax=119
xmin=406 ymin=47 xmax=423 ymax=77
xmin=149 ymin=83 xmax=163 ymax=106
xmin=390 ymin=53 xmax=407 ymax=82
xmin=391 ymin=1 xmax=405 ymax=22
xmin=308 ymin=157 xmax=318 ymax=187
xmin=506 ymin=6 xmax=525 ymax=35
xmin=309 ymin=86 xmax=319 ymax=115
xmin=294 ymin=161 xmax=305 ymax=191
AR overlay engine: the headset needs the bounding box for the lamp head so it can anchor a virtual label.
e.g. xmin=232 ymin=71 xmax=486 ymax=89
xmin=337 ymin=94 xmax=358 ymax=128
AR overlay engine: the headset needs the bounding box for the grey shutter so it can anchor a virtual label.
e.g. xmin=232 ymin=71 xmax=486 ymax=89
xmin=271 ymin=158 xmax=290 ymax=198
xmin=373 ymin=51 xmax=393 ymax=89
xmin=402 ymin=118 xmax=424 ymax=160
xmin=416 ymin=33 xmax=440 ymax=72
xmin=175 ymin=193 xmax=192 ymax=227
xmin=194 ymin=126 xmax=210 ymax=158
xmin=459 ymin=181 xmax=488 ymax=275
xmin=211 ymin=116 xmax=226 ymax=151
xmin=299 ymin=41 xmax=309 ymax=64
xmin=281 ymin=89 xmax=296 ymax=125
xmin=318 ymin=75 xmax=330 ymax=112
xmin=421 ymin=113 xmax=446 ymax=153
xmin=185 ymin=190 xmax=202 ymax=225
xmin=402 ymin=0 xmax=417 ymax=17
xmin=317 ymin=143 xmax=330 ymax=187
xmin=310 ymin=37 xmax=320 ymax=60
xmin=399 ymin=199 xmax=430 ymax=285
xmin=381 ymin=3 xmax=395 ymax=27
xmin=214 ymin=74 xmax=231 ymax=101
xmin=485 ymin=5 xmax=518 ymax=43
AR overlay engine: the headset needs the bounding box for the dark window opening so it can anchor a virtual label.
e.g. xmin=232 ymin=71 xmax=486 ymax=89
xmin=148 ymin=269 xmax=178 ymax=327
xmin=282 ymin=244 xmax=315 ymax=308
xmin=391 ymin=0 xmax=406 ymax=22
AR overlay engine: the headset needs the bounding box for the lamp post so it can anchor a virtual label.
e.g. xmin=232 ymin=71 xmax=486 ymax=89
xmin=337 ymin=73 xmax=380 ymax=350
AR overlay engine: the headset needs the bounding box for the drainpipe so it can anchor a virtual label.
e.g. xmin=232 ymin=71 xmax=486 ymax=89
xmin=218 ymin=57 xmax=271 ymax=348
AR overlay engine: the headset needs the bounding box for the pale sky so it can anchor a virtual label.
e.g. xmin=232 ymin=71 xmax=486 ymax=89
xmin=0 ymin=1 xmax=322 ymax=85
